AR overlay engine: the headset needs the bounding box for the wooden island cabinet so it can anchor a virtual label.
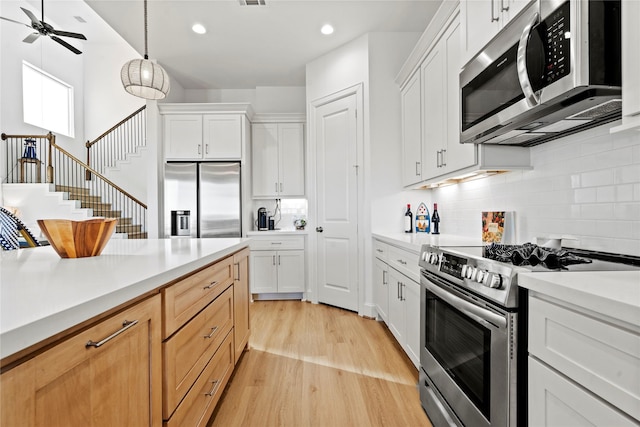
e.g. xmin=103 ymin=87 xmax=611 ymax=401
xmin=0 ymin=240 xmax=250 ymax=427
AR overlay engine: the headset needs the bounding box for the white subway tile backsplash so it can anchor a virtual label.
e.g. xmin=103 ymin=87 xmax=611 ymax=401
xmin=428 ymin=124 xmax=640 ymax=256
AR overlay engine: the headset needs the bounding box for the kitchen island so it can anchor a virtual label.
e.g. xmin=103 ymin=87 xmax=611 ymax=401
xmin=1 ymin=238 xmax=250 ymax=427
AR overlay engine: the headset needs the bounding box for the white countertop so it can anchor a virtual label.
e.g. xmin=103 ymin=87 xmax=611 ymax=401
xmin=519 ymin=271 xmax=640 ymax=327
xmin=0 ymin=238 xmax=249 ymax=359
xmin=372 ymin=231 xmax=482 ymax=253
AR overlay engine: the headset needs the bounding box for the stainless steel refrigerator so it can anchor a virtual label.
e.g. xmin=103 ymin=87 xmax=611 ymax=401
xmin=164 ymin=162 xmax=241 ymax=238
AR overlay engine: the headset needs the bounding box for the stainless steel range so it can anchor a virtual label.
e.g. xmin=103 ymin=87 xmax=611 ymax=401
xmin=418 ymin=244 xmax=640 ymax=427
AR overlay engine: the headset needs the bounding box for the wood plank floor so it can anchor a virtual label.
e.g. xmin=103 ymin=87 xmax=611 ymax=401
xmin=209 ymin=300 xmax=432 ymax=427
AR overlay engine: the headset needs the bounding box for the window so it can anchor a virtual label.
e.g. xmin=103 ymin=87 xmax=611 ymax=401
xmin=22 ymin=61 xmax=74 ymax=137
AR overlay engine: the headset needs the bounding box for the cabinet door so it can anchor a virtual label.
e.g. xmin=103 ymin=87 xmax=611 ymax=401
xmin=233 ymin=248 xmax=250 ymax=363
xmin=203 ymin=115 xmax=242 ymax=159
xmin=373 ymin=257 xmax=389 ymax=323
xmin=443 ymin=15 xmax=476 ymax=174
xmin=528 ymin=357 xmax=638 ymax=427
xmin=461 ymin=0 xmax=500 ymax=67
xmin=403 ymin=278 xmax=421 ymax=369
xmin=387 ymin=268 xmax=405 ymax=345
xmin=401 ymin=71 xmax=423 ymax=186
xmin=622 ymin=0 xmax=640 ymax=121
xmin=250 ymin=250 xmax=278 ymax=293
xmin=165 ymin=115 xmax=202 ymax=160
xmin=252 ymin=124 xmax=280 ymax=197
xmin=1 ymin=295 xmax=162 ymax=427
xmin=277 ymin=249 xmax=305 ymax=293
xmin=278 ymin=123 xmax=305 ymax=197
xmin=421 ymin=46 xmax=445 ymax=180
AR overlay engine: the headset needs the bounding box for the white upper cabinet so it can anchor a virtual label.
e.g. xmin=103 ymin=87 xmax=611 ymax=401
xmin=460 ymin=0 xmax=534 ymax=67
xmin=612 ymin=0 xmax=640 ymax=133
xmin=252 ymin=122 xmax=305 ymax=198
xmin=401 ymin=71 xmax=423 ymax=186
xmin=160 ymin=103 xmax=252 ymax=161
xmin=421 ymin=12 xmax=476 ymax=180
xmin=202 ymin=115 xmax=242 ymax=159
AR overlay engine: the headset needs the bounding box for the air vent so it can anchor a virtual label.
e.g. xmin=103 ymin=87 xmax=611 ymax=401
xmin=238 ymin=0 xmax=266 ymax=5
xmin=74 ymin=16 xmax=87 ymax=23
xmin=569 ymin=99 xmax=622 ymax=120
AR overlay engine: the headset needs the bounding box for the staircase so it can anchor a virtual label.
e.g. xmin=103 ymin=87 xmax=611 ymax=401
xmin=55 ymin=185 xmax=147 ymax=239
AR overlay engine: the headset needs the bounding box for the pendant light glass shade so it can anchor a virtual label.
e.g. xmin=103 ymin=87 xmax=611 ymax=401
xmin=121 ymin=58 xmax=170 ymax=100
xmin=121 ymin=0 xmax=170 ymax=100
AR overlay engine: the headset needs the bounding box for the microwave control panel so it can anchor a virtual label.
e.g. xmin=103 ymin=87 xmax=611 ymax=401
xmin=540 ymin=1 xmax=571 ymax=84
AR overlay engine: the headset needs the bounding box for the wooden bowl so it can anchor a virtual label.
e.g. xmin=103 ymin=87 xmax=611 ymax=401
xmin=37 ymin=218 xmax=117 ymax=258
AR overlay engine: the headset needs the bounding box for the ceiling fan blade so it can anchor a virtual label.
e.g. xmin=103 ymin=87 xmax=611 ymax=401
xmin=50 ymin=35 xmax=82 ymax=55
xmin=0 ymin=16 xmax=31 ymax=27
xmin=23 ymin=32 xmax=40 ymax=43
xmin=50 ymin=29 xmax=86 ymax=40
xmin=20 ymin=7 xmax=39 ymax=26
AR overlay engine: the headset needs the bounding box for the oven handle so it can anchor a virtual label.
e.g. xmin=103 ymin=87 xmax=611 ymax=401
xmin=424 ymin=280 xmax=507 ymax=329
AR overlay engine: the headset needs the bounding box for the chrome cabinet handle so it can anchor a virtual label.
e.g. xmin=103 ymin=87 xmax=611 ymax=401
xmin=397 ymin=282 xmax=401 ymax=299
xmin=491 ymin=0 xmax=499 ymax=22
xmin=441 ymin=149 xmax=447 ymax=167
xmin=271 ymin=242 xmax=282 ymax=245
xmin=204 ymin=380 xmax=219 ymax=397
xmin=205 ymin=144 xmax=209 ymax=154
xmin=272 ymin=255 xmax=276 ymax=265
xmin=397 ymin=259 xmax=407 ymax=265
xmin=198 ymin=144 xmax=201 ymax=155
xmin=234 ymin=262 xmax=240 ymax=281
xmin=278 ymin=255 xmax=281 ymax=265
xmin=376 ymin=248 xmax=383 ymax=253
xmin=86 ymin=320 xmax=139 ymax=348
xmin=382 ymin=270 xmax=387 ymax=285
xmin=203 ymin=281 xmax=218 ymax=290
xmin=415 ymin=161 xmax=421 ymax=177
xmin=275 ymin=182 xmax=278 ymax=192
xmin=436 ymin=150 xmax=442 ymax=168
xmin=280 ymin=183 xmax=283 ymax=192
xmin=203 ymin=326 xmax=219 ymax=339
xmin=501 ymin=0 xmax=509 ymax=12
xmin=517 ymin=12 xmax=541 ymax=107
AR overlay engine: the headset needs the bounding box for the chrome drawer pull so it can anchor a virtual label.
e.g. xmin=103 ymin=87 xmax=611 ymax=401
xmin=204 ymin=326 xmax=219 ymax=339
xmin=203 ymin=281 xmax=218 ymax=290
xmin=204 ymin=380 xmax=219 ymax=397
xmin=376 ymin=248 xmax=383 ymax=253
xmin=397 ymin=259 xmax=407 ymax=265
xmin=86 ymin=320 xmax=139 ymax=348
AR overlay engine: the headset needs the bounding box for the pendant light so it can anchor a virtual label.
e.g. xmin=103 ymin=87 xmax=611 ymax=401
xmin=121 ymin=0 xmax=170 ymax=100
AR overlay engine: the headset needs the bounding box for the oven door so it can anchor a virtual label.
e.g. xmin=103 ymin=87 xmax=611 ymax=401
xmin=420 ymin=271 xmax=516 ymax=427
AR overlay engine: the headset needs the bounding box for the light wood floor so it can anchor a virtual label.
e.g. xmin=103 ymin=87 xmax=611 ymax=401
xmin=209 ymin=300 xmax=432 ymax=427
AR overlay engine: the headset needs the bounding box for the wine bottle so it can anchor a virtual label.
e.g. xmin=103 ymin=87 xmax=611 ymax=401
xmin=404 ymin=204 xmax=413 ymax=233
xmin=432 ymin=203 xmax=440 ymax=235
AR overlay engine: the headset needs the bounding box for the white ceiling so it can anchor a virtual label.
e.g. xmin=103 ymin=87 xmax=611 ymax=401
xmin=2 ymin=0 xmax=443 ymax=90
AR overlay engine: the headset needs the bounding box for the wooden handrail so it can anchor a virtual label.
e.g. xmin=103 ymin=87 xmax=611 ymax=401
xmin=2 ymin=132 xmax=147 ymax=209
xmin=85 ymin=105 xmax=146 ymax=149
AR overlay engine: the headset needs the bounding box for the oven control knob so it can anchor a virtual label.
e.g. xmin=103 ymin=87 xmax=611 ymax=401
xmin=476 ymin=270 xmax=485 ymax=283
xmin=429 ymin=253 xmax=439 ymax=265
xmin=469 ymin=267 xmax=478 ymax=281
xmin=421 ymin=252 xmax=428 ymax=261
xmin=461 ymin=265 xmax=469 ymax=277
xmin=487 ymin=273 xmax=502 ymax=289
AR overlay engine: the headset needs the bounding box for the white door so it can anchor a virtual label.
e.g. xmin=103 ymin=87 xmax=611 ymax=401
xmin=315 ymin=93 xmax=359 ymax=312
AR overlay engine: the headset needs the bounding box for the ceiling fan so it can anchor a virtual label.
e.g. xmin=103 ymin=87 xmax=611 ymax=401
xmin=0 ymin=0 xmax=87 ymax=55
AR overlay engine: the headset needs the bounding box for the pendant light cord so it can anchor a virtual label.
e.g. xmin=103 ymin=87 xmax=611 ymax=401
xmin=143 ymin=0 xmax=149 ymax=60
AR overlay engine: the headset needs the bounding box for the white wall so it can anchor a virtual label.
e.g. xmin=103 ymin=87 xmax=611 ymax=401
xmin=420 ymin=124 xmax=640 ymax=256
xmin=181 ymin=86 xmax=306 ymax=114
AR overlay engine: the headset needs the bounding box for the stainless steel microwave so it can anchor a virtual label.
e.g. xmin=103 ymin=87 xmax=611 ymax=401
xmin=460 ymin=0 xmax=622 ymax=146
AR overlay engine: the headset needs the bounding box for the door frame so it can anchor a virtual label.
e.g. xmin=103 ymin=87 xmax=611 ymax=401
xmin=307 ymin=83 xmax=365 ymax=314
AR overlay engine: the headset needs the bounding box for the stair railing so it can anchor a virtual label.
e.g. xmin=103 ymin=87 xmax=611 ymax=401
xmin=2 ymin=132 xmax=147 ymax=238
xmin=85 ymin=105 xmax=146 ymax=180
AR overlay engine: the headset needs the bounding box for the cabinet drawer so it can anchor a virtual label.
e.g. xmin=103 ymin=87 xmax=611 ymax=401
xmin=387 ymin=245 xmax=420 ymax=282
xmin=163 ymin=286 xmax=234 ymax=418
xmin=162 ymin=256 xmax=234 ymax=338
xmin=373 ymin=239 xmax=389 ymax=261
xmin=528 ymin=357 xmax=638 ymax=427
xmin=250 ymin=236 xmax=304 ymax=251
xmin=529 ymin=295 xmax=640 ymax=421
xmin=165 ymin=331 xmax=234 ymax=427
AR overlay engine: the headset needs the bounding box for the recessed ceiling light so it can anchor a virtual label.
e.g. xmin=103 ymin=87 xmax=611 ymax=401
xmin=321 ymin=24 xmax=334 ymax=35
xmin=192 ymin=23 xmax=206 ymax=34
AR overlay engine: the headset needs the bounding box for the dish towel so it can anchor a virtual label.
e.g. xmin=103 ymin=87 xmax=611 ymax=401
xmin=484 ymin=242 xmax=592 ymax=269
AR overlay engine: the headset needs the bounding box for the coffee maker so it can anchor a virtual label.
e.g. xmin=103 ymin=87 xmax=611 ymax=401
xmin=257 ymin=207 xmax=268 ymax=231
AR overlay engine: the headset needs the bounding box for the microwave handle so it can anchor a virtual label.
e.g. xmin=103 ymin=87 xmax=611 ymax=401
xmin=516 ymin=11 xmax=541 ymax=107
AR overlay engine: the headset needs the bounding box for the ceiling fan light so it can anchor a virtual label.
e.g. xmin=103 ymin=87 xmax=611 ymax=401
xmin=121 ymin=58 xmax=170 ymax=100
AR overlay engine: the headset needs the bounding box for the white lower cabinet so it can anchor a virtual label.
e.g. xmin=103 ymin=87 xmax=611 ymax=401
xmin=372 ymin=238 xmax=420 ymax=369
xmin=528 ymin=293 xmax=640 ymax=425
xmin=387 ymin=268 xmax=420 ymax=369
xmin=250 ymin=235 xmax=305 ymax=295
